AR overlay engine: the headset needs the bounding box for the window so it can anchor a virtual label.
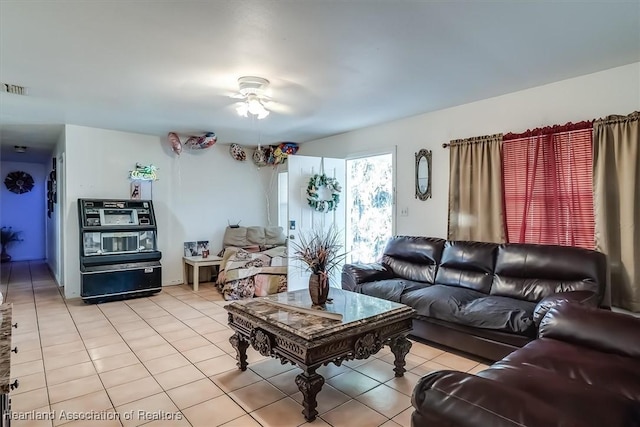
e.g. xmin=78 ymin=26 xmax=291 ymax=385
xmin=502 ymin=125 xmax=594 ymax=249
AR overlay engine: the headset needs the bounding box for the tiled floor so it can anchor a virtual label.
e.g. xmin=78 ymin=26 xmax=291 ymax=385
xmin=2 ymin=261 xmax=489 ymax=427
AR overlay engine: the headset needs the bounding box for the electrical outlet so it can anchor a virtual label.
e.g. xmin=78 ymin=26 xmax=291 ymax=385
xmin=400 ymin=207 xmax=409 ymax=217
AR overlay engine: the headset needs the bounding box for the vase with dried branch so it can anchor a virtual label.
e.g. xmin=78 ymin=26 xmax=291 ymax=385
xmin=290 ymin=226 xmax=347 ymax=306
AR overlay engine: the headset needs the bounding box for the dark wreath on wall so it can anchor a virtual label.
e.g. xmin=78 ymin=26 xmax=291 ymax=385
xmin=4 ymin=171 xmax=34 ymax=194
xmin=47 ymin=158 xmax=57 ymax=218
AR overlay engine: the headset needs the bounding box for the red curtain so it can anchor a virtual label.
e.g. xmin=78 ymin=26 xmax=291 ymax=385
xmin=502 ymin=122 xmax=595 ymax=249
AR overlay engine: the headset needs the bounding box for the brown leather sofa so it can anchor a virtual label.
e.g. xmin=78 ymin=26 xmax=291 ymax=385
xmin=342 ymin=237 xmax=609 ymax=360
xmin=411 ymin=303 xmax=640 ymax=427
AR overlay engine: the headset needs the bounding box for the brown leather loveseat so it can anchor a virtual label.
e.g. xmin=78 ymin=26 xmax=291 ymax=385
xmin=411 ymin=302 xmax=640 ymax=427
xmin=342 ymin=237 xmax=609 ymax=360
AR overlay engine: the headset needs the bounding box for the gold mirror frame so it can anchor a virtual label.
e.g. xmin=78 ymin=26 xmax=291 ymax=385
xmin=415 ymin=149 xmax=432 ymax=200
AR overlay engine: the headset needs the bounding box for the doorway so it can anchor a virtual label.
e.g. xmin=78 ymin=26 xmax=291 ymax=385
xmin=346 ymin=153 xmax=394 ymax=264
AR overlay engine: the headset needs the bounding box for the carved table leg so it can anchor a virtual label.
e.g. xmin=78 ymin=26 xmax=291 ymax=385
xmin=295 ymin=367 xmax=325 ymax=422
xmin=229 ymin=332 xmax=249 ymax=371
xmin=389 ymin=335 xmax=412 ymax=377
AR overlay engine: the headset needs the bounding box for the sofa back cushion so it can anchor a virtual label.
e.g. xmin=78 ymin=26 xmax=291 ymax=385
xmin=491 ymin=243 xmax=607 ymax=304
xmin=223 ymin=226 xmax=286 ymax=247
xmin=382 ymin=236 xmax=445 ymax=283
xmin=434 ymin=241 xmax=498 ymax=293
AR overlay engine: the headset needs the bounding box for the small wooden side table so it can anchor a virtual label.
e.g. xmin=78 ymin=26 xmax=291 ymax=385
xmin=182 ymin=255 xmax=223 ymax=291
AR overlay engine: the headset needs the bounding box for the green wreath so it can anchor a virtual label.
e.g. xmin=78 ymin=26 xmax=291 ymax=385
xmin=306 ymin=173 xmax=341 ymax=212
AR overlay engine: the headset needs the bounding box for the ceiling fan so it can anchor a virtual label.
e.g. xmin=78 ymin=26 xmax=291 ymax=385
xmin=231 ymin=76 xmax=273 ymax=119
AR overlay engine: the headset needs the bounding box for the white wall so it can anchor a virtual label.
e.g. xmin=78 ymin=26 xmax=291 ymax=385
xmin=0 ymin=161 xmax=46 ymax=261
xmin=301 ymin=62 xmax=640 ymax=238
xmin=62 ymin=125 xmax=268 ymax=299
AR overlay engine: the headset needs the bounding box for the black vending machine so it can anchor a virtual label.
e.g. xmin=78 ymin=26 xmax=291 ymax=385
xmin=78 ymin=198 xmax=162 ymax=303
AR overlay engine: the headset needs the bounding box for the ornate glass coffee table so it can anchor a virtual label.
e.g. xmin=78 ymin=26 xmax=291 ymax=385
xmin=225 ymin=288 xmax=415 ymax=422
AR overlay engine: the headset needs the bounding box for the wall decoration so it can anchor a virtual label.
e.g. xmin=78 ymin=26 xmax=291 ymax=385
xmin=129 ymin=163 xmax=158 ymax=181
xmin=4 ymin=171 xmax=34 ymax=194
xmin=415 ymin=149 xmax=432 ymax=200
xmin=130 ymin=182 xmax=141 ymax=200
xmin=306 ymin=173 xmax=341 ymax=212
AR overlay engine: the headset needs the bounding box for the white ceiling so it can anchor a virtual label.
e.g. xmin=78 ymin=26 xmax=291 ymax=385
xmin=1 ymin=1 xmax=639 ymax=162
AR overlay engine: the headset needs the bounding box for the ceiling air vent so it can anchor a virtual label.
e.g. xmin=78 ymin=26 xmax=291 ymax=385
xmin=1 ymin=83 xmax=27 ymax=95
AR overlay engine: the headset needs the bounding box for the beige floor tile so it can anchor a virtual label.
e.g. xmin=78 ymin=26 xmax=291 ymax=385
xmin=154 ymin=364 xmax=206 ymax=390
xmin=380 ymin=352 xmax=428 ymax=371
xmin=134 ymin=343 xmax=178 ymax=362
xmin=50 ymin=390 xmax=113 ymax=426
xmin=12 ymin=359 xmax=45 ymax=377
xmin=211 ymin=368 xmax=264 ymax=393
xmin=98 ymin=363 xmax=151 ymax=389
xmin=46 ymin=361 xmax=97 ymax=385
xmin=161 ymin=328 xmax=200 ymax=342
xmin=9 ymin=387 xmax=49 ymax=412
xmin=182 ymin=394 xmax=246 ymax=427
xmin=249 ymin=358 xmax=296 ymax=379
xmin=126 ymin=334 xmax=168 ymax=351
xmin=195 ymin=354 xmax=238 ymax=377
xmin=380 ymin=420 xmax=403 ymax=427
xmin=219 ymin=414 xmax=262 ymax=427
xmin=119 ymin=326 xmax=159 ymax=341
xmin=93 ymin=352 xmax=139 ymax=373
xmin=10 ymin=405 xmax=53 ymax=427
xmin=354 ymin=358 xmax=397 ymax=383
xmin=291 ymin=384 xmax=350 ymax=415
xmin=171 ymin=335 xmax=210 ymax=352
xmin=321 ymin=399 xmax=387 ymax=427
xmin=355 ymin=384 xmax=411 ymax=418
xmin=13 ymin=338 xmax=42 ymax=352
xmin=82 ymin=334 xmax=124 ymax=350
xmin=391 ymin=407 xmax=413 ymax=427
xmin=11 ymin=348 xmax=42 ymax=365
xmin=166 ymin=378 xmax=224 ymax=409
xmin=229 ymin=380 xmax=286 ymax=412
xmin=141 ymin=416 xmax=191 ymax=427
xmin=143 ymin=353 xmax=191 ymax=375
xmin=409 ymin=341 xmax=446 ymax=360
xmin=202 ymin=329 xmax=233 ymax=344
xmin=116 ymin=392 xmax=180 ymax=427
xmin=79 ymin=325 xmax=117 ymax=340
xmin=181 ymin=343 xmax=225 ymax=363
xmin=87 ymin=342 xmax=131 ymax=360
xmin=250 ymin=397 xmax=307 ymax=427
xmin=41 ymin=340 xmax=86 ymax=358
xmin=431 ymin=352 xmax=480 ymax=372
xmin=61 ymin=413 xmax=122 ymax=427
xmin=48 ymin=374 xmax=104 ymax=404
xmin=11 ymin=372 xmax=46 ymax=395
xmin=410 ymin=360 xmax=453 ymax=377
xmin=317 ymin=362 xmax=351 ymax=379
xmin=326 ymin=370 xmax=379 ymax=397
xmin=43 ymin=350 xmax=90 ymax=371
xmin=107 ymin=376 xmax=163 ymax=407
xmin=384 ymin=371 xmax=421 ymax=396
xmin=267 ymin=368 xmax=304 ymax=395
xmin=113 ymin=319 xmax=148 ymax=333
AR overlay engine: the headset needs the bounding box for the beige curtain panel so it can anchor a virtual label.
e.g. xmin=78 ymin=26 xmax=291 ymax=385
xmin=593 ymin=111 xmax=640 ymax=312
xmin=448 ymin=133 xmax=505 ymax=243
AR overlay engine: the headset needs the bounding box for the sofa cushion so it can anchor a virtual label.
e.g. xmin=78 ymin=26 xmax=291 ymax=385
xmin=382 ymin=236 xmax=445 ymax=283
xmin=265 ymin=226 xmax=286 ymax=245
xmin=434 ymin=240 xmax=498 ymax=293
xmin=401 ymin=285 xmax=485 ymax=323
xmin=246 ymin=226 xmax=266 ymax=244
xmin=491 ymin=243 xmax=607 ymax=304
xmin=495 ymin=338 xmax=640 ymax=402
xmin=359 ymin=279 xmax=426 ymax=303
xmin=457 ymin=296 xmax=536 ymax=336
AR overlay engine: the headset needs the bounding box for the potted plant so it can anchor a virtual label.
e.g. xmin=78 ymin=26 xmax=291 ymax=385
xmin=290 ymin=226 xmax=347 ymax=306
xmin=1 ymin=226 xmax=23 ymax=263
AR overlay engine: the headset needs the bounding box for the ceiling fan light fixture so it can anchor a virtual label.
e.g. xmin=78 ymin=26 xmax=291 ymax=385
xmin=237 ymin=94 xmax=270 ymax=119
xmin=235 ymin=76 xmax=271 ymax=120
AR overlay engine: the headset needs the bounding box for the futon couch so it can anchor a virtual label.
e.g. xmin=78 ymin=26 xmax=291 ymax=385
xmin=411 ymin=302 xmax=640 ymax=427
xmin=342 ymin=237 xmax=609 ymax=360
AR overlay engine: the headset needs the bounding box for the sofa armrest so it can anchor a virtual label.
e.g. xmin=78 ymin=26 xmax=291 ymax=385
xmin=412 ymin=370 xmax=567 ymax=427
xmin=539 ymin=302 xmax=640 ymax=358
xmin=533 ymin=290 xmax=599 ymax=327
xmin=341 ymin=263 xmax=393 ymax=292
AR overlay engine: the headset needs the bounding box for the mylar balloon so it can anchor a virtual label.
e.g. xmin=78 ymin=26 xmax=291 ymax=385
xmin=185 ymin=132 xmax=217 ymax=150
xmin=168 ymin=132 xmax=182 ymax=155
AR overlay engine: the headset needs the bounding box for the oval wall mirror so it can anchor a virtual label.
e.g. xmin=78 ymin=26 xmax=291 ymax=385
xmin=415 ymin=149 xmax=432 ymax=200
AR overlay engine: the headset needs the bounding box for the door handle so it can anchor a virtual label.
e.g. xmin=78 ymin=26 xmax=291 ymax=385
xmin=289 ymin=235 xmax=295 ymax=240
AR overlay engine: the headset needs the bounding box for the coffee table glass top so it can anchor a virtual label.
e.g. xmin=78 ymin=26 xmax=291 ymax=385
xmin=226 ymin=288 xmax=412 ymax=340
